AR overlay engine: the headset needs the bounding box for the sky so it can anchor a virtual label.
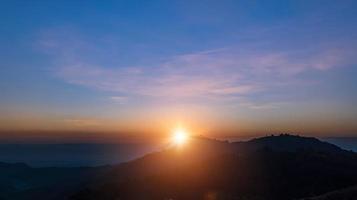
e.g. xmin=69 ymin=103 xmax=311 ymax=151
xmin=0 ymin=0 xmax=357 ymax=142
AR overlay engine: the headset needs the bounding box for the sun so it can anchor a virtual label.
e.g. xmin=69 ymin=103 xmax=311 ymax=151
xmin=171 ymin=128 xmax=189 ymax=146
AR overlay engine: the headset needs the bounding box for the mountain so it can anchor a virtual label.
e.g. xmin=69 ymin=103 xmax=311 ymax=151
xmin=300 ymin=185 xmax=357 ymax=200
xmin=236 ymin=134 xmax=348 ymax=153
xmin=0 ymin=162 xmax=110 ymax=200
xmin=69 ymin=135 xmax=357 ymax=200
xmin=0 ymin=143 xmax=157 ymax=167
xmin=0 ymin=135 xmax=356 ymax=200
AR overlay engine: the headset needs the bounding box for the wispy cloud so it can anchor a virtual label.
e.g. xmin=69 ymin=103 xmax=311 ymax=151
xmin=111 ymin=96 xmax=129 ymax=104
xmin=37 ymin=28 xmax=357 ymax=108
xmin=63 ymin=118 xmax=103 ymax=127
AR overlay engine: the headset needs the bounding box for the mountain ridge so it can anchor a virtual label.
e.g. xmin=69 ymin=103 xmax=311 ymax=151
xmin=70 ymin=134 xmax=357 ymax=200
xmin=0 ymin=134 xmax=356 ymax=200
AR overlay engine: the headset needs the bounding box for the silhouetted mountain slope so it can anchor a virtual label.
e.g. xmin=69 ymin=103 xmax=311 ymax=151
xmin=301 ymin=185 xmax=357 ymax=200
xmin=70 ymin=135 xmax=357 ymax=200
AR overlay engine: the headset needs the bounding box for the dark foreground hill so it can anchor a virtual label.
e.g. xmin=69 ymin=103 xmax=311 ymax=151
xmin=1 ymin=135 xmax=357 ymax=200
xmin=70 ymin=135 xmax=357 ymax=200
xmin=300 ymin=185 xmax=357 ymax=200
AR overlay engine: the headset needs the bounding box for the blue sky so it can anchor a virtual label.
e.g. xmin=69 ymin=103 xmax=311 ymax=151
xmin=0 ymin=0 xmax=357 ymax=139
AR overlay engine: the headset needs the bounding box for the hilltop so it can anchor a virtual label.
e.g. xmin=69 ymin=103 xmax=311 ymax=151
xmin=70 ymin=134 xmax=357 ymax=200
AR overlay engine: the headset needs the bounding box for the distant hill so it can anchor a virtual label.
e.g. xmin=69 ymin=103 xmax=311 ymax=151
xmin=0 ymin=162 xmax=109 ymax=200
xmin=236 ymin=134 xmax=348 ymax=154
xmin=324 ymin=137 xmax=357 ymax=152
xmin=70 ymin=135 xmax=357 ymax=200
xmin=300 ymin=185 xmax=357 ymax=200
xmin=0 ymin=143 xmax=156 ymax=167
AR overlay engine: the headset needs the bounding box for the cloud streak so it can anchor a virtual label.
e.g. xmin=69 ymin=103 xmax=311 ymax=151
xmin=38 ymin=28 xmax=357 ymax=107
